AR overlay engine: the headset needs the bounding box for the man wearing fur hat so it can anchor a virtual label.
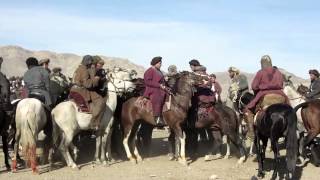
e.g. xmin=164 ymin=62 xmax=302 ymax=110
xmin=306 ymin=69 xmax=320 ymax=99
xmin=166 ymin=65 xmax=178 ymax=89
xmin=39 ymin=58 xmax=51 ymax=74
xmin=70 ymin=55 xmax=106 ymax=129
xmin=244 ymin=55 xmax=288 ymax=139
xmin=227 ymin=66 xmax=249 ymax=111
xmin=143 ymin=56 xmax=167 ymax=126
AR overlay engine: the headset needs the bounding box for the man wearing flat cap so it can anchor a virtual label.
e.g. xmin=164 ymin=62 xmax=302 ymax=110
xmin=39 ymin=58 xmax=51 ymax=74
xmin=70 ymin=55 xmax=106 ymax=129
xmin=306 ymin=69 xmax=320 ymax=99
xmin=143 ymin=56 xmax=167 ymax=126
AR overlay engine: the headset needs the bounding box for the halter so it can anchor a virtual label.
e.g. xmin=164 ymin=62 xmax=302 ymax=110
xmin=106 ymin=73 xmax=135 ymax=95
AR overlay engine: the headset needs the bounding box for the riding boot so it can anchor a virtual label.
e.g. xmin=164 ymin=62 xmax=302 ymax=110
xmin=155 ymin=116 xmax=165 ymax=127
xmin=244 ymin=109 xmax=255 ymax=141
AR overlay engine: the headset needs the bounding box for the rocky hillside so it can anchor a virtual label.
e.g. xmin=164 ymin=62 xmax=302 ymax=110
xmin=0 ymin=45 xmax=145 ymax=77
xmin=1 ymin=45 xmax=308 ymax=99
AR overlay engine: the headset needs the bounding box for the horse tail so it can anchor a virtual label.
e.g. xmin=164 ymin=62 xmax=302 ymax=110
xmin=293 ymin=101 xmax=309 ymax=112
xmin=20 ymin=109 xmax=37 ymax=167
xmin=285 ymin=108 xmax=298 ymax=174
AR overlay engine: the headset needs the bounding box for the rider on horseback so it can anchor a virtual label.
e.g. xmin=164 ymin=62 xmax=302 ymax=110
xmin=70 ymin=55 xmax=106 ymax=129
xmin=92 ymin=56 xmax=108 ymax=97
xmin=143 ymin=56 xmax=167 ymax=127
xmin=244 ymin=55 xmax=288 ymax=139
xmin=23 ymin=57 xmax=52 ymax=107
xmin=306 ymin=69 xmax=320 ymax=100
xmin=50 ymin=67 xmax=70 ymax=105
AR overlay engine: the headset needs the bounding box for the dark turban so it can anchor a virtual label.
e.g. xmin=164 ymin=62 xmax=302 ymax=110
xmin=26 ymin=57 xmax=39 ymax=67
xmin=309 ymin=69 xmax=320 ymax=78
xmin=150 ymin=56 xmax=162 ymax=66
xmin=189 ymin=59 xmax=200 ymax=66
xmin=82 ymin=55 xmax=93 ymax=66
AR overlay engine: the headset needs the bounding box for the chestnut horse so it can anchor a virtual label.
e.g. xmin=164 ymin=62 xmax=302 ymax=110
xmin=121 ymin=71 xmax=199 ymax=165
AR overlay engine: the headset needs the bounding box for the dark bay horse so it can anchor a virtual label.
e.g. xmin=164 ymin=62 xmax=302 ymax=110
xmin=189 ymin=102 xmax=246 ymax=163
xmin=254 ymin=103 xmax=298 ymax=179
xmin=294 ymin=84 xmax=320 ymax=166
xmin=121 ymin=71 xmax=199 ymax=165
xmin=0 ymin=72 xmax=11 ymax=170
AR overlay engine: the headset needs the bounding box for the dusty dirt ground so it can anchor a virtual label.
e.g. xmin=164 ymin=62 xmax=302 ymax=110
xmin=0 ymin=129 xmax=319 ymax=180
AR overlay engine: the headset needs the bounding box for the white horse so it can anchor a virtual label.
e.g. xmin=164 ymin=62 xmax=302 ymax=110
xmin=12 ymin=98 xmax=49 ymax=174
xmin=283 ymin=78 xmax=306 ymax=132
xmin=51 ymin=76 xmax=135 ymax=169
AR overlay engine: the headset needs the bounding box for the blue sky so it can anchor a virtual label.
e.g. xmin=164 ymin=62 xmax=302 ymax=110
xmin=1 ymin=0 xmax=319 ymax=78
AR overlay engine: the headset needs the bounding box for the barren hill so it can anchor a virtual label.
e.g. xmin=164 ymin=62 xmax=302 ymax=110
xmin=0 ymin=45 xmax=308 ymax=99
xmin=0 ymin=45 xmax=145 ymax=78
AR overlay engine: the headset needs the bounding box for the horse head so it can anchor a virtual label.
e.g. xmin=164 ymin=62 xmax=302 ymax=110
xmin=297 ymin=84 xmax=309 ymax=96
xmin=0 ymin=73 xmax=11 ymax=107
xmin=173 ymin=71 xmax=202 ymax=96
xmin=107 ymin=68 xmax=136 ymax=95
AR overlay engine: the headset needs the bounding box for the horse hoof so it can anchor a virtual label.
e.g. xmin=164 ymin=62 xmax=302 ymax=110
xmin=71 ymin=164 xmax=79 ymax=170
xmin=204 ymin=155 xmax=213 ymax=161
xmin=102 ymin=161 xmax=110 ymax=167
xmin=237 ymin=156 xmax=246 ymax=164
xmin=214 ymin=154 xmax=222 ymax=160
xmin=32 ymin=169 xmax=39 ymax=175
xmin=136 ymin=156 xmax=143 ymax=162
xmin=95 ymin=160 xmax=102 ymax=165
xmin=178 ymin=158 xmax=188 ymax=166
xmin=224 ymin=155 xmax=231 ymax=159
xmin=11 ymin=168 xmax=17 ymax=173
xmin=168 ymin=154 xmax=175 ymax=161
xmin=129 ymin=157 xmax=137 ymax=164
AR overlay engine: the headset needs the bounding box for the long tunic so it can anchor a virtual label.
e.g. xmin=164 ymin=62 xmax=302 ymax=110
xmin=246 ymin=67 xmax=287 ymax=109
xmin=306 ymin=78 xmax=320 ymax=99
xmin=143 ymin=67 xmax=166 ymax=116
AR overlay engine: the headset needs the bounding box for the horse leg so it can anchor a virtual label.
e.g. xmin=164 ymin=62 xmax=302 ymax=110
xmin=2 ymin=134 xmax=11 ymax=170
xmin=255 ymin=133 xmax=265 ymax=178
xmin=205 ymin=130 xmax=222 ymax=161
xmin=227 ymin=132 xmax=246 ymax=164
xmin=168 ymin=129 xmax=175 ymax=160
xmin=131 ymin=124 xmax=142 ymax=162
xmin=69 ymin=142 xmax=79 ymax=162
xmin=174 ymin=130 xmax=181 ymax=160
xmin=224 ymin=136 xmax=231 ymax=159
xmin=101 ymin=120 xmax=114 ymax=165
xmin=11 ymin=129 xmax=21 ymax=172
xmin=94 ymin=132 xmax=102 ymax=164
xmin=270 ymin=137 xmax=280 ymax=180
xmin=123 ymin=127 xmax=136 ymax=163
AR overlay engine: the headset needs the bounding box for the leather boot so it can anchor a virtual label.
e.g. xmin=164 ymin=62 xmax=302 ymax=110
xmin=155 ymin=116 xmax=165 ymax=127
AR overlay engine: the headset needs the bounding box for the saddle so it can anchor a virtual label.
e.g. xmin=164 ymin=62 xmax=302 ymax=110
xmin=134 ymin=96 xmax=171 ymax=114
xmin=68 ymin=91 xmax=90 ymax=113
xmin=28 ymin=92 xmax=46 ymax=104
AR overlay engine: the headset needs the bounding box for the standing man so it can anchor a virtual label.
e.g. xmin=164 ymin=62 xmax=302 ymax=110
xmin=306 ymin=69 xmax=320 ymax=99
xmin=143 ymin=56 xmax=166 ymax=126
xmin=227 ymin=66 xmax=249 ymax=111
xmin=39 ymin=58 xmax=51 ymax=74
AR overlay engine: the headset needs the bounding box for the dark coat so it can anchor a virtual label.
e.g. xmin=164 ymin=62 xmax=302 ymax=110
xmin=143 ymin=67 xmax=166 ymax=116
xmin=306 ymin=78 xmax=320 ymax=99
xmin=23 ymin=66 xmax=52 ymax=106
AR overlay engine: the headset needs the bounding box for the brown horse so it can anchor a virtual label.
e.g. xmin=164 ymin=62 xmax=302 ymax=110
xmin=295 ymin=84 xmax=320 ymax=166
xmin=121 ymin=71 xmax=199 ymax=165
